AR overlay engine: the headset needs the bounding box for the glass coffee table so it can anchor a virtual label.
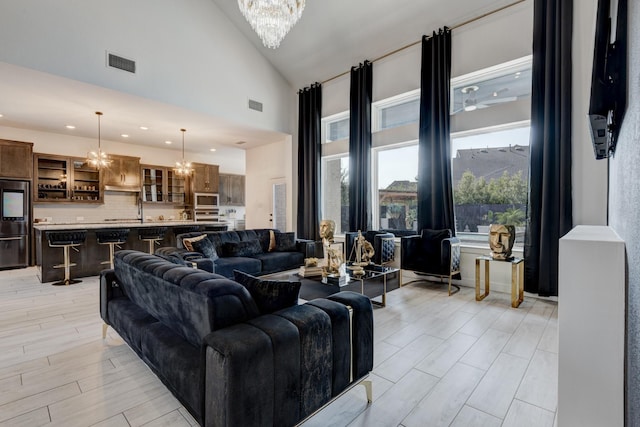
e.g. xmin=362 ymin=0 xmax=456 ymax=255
xmin=264 ymin=263 xmax=400 ymax=307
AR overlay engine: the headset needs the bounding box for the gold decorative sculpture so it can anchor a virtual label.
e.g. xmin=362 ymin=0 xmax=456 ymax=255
xmin=324 ymin=246 xmax=343 ymax=275
xmin=350 ymin=231 xmax=375 ymax=266
xmin=489 ymin=224 xmax=516 ymax=260
xmin=319 ymin=219 xmax=335 ymax=245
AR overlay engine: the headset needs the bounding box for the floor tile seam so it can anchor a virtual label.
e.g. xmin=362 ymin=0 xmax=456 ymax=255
xmin=0 ymin=404 xmax=51 ymax=426
xmin=122 ymin=397 xmax=181 ymax=427
xmin=510 ymin=397 xmax=557 ymax=416
xmin=459 ymin=400 xmax=505 ymax=425
xmin=0 ymin=380 xmax=82 ymax=421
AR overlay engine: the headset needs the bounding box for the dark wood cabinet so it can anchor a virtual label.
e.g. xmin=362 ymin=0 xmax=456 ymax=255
xmin=191 ymin=163 xmax=219 ymax=193
xmin=33 ymin=154 xmax=102 ymax=203
xmin=219 ymin=173 xmax=245 ymax=206
xmin=0 ymin=139 xmax=33 ymax=179
xmin=103 ymin=155 xmax=141 ymax=191
xmin=142 ymin=165 xmax=186 ymax=205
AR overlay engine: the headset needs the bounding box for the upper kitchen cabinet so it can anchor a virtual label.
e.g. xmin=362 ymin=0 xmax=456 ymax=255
xmin=141 ymin=165 xmax=186 ymax=205
xmin=219 ymin=174 xmax=245 ymax=206
xmin=191 ymin=163 xmax=219 ymax=193
xmin=103 ymin=155 xmax=141 ymax=191
xmin=0 ymin=139 xmax=33 ymax=179
xmin=34 ymin=154 xmax=102 ymax=203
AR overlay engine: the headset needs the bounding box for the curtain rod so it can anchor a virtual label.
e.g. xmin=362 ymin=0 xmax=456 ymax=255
xmin=320 ymin=0 xmax=527 ymax=85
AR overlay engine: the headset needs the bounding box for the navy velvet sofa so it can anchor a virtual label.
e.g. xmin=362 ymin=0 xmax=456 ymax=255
xmin=156 ymin=229 xmax=314 ymax=278
xmin=100 ymin=250 xmax=373 ymax=427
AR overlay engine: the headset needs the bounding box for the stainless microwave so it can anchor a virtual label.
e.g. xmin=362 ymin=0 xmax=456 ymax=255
xmin=194 ymin=193 xmax=219 ymax=209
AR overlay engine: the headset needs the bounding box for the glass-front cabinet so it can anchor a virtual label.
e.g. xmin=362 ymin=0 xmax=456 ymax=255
xmin=142 ymin=165 xmax=186 ymax=205
xmin=34 ymin=154 xmax=102 ymax=203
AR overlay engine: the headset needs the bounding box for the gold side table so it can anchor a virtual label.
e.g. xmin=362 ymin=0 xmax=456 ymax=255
xmin=475 ymin=256 xmax=524 ymax=308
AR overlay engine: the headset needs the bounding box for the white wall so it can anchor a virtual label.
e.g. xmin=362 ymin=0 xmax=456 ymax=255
xmin=572 ymin=0 xmax=608 ymax=225
xmin=245 ymin=138 xmax=294 ymax=231
xmin=0 ymin=0 xmax=293 ymax=134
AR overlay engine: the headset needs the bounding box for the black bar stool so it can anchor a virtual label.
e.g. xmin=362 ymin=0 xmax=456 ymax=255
xmin=96 ymin=228 xmax=130 ymax=269
xmin=138 ymin=227 xmax=167 ymax=254
xmin=47 ymin=230 xmax=87 ymax=286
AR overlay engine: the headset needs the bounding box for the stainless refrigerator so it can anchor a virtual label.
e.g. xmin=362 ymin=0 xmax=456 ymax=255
xmin=0 ymin=179 xmax=30 ymax=269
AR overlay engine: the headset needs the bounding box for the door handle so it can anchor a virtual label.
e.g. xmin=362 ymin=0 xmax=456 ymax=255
xmin=0 ymin=237 xmax=23 ymax=241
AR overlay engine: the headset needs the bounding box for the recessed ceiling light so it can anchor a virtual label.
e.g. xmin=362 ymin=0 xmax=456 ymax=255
xmin=165 ymin=140 xmax=172 ymax=144
xmin=65 ymin=125 xmax=76 ymax=129
xmin=0 ymin=113 xmax=4 ymax=118
xmin=210 ymin=148 xmax=217 ymax=152
xmin=121 ymin=134 xmax=129 ymax=138
xmin=514 ymin=72 xmax=521 ymax=78
xmin=140 ymin=126 xmax=149 ymax=130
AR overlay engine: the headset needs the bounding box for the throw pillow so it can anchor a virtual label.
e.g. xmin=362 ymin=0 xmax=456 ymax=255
xmin=269 ymin=230 xmax=277 ymax=252
xmin=190 ymin=237 xmax=218 ymax=261
xmin=182 ymin=233 xmax=207 ymax=252
xmin=223 ymin=239 xmax=263 ymax=257
xmin=233 ymin=270 xmax=300 ymax=314
xmin=274 ymin=232 xmax=296 ymax=252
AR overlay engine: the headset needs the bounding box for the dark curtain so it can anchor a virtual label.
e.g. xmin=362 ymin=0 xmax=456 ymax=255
xmin=417 ymin=28 xmax=455 ymax=233
xmin=348 ymin=61 xmax=373 ymax=232
xmin=296 ymin=83 xmax=322 ymax=240
xmin=525 ymin=0 xmax=573 ymax=296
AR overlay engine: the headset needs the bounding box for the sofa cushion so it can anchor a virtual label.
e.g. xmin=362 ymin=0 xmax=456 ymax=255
xmin=223 ymin=239 xmax=263 ymax=257
xmin=274 ymin=232 xmax=296 ymax=252
xmin=183 ymin=233 xmax=207 ymax=251
xmin=234 ymin=270 xmax=301 ymax=314
xmin=253 ymin=251 xmax=305 ymax=276
xmin=215 ymin=257 xmax=262 ymax=279
xmin=191 ymin=237 xmax=219 ymax=261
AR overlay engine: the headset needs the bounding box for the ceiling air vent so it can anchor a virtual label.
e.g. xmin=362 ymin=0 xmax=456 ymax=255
xmin=107 ymin=52 xmax=136 ymax=74
xmin=248 ymin=99 xmax=263 ymax=112
xmin=235 ymin=141 xmax=247 ymax=146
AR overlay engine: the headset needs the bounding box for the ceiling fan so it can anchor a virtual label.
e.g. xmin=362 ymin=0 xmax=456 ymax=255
xmin=453 ymin=85 xmax=517 ymax=114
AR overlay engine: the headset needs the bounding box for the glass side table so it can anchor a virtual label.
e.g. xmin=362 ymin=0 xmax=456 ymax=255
xmin=475 ymin=255 xmax=524 ymax=308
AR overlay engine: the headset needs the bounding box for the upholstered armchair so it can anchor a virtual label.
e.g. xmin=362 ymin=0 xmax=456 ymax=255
xmin=345 ymin=230 xmax=396 ymax=265
xmin=400 ymin=228 xmax=461 ymax=295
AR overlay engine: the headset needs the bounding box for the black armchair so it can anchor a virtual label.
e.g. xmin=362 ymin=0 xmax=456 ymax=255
xmin=345 ymin=230 xmax=396 ymax=265
xmin=400 ymin=228 xmax=461 ymax=295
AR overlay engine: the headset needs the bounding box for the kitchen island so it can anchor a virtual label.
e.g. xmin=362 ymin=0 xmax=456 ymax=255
xmin=33 ymin=221 xmax=227 ymax=283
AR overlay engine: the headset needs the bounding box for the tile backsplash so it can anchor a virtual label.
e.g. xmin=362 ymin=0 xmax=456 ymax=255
xmin=34 ymin=192 xmax=184 ymax=224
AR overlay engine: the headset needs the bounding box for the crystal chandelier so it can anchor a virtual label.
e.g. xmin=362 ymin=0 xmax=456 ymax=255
xmin=174 ymin=128 xmax=193 ymax=176
xmin=87 ymin=111 xmax=111 ymax=169
xmin=238 ymin=0 xmax=305 ymax=49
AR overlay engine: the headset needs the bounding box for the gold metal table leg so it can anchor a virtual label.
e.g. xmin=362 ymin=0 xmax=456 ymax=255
xmin=475 ymin=258 xmax=490 ymax=301
xmin=511 ymin=260 xmax=525 ymax=308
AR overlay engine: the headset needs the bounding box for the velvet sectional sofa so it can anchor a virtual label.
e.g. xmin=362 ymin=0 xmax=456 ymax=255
xmin=100 ymin=250 xmax=374 ymax=427
xmin=156 ymin=229 xmax=314 ymax=278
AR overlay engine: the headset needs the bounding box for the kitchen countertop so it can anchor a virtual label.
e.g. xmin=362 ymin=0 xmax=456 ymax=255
xmin=33 ymin=220 xmax=229 ymax=231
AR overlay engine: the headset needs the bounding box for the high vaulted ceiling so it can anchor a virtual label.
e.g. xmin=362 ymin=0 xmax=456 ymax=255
xmin=0 ymin=0 xmax=524 ymax=154
xmin=213 ymin=0 xmax=523 ymax=89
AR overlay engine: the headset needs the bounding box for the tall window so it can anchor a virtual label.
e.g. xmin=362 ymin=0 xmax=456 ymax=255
xmin=452 ymin=123 xmax=530 ymax=246
xmin=321 ymin=155 xmax=349 ymax=234
xmin=373 ymin=91 xmax=420 ymax=131
xmin=375 ymin=143 xmax=419 ymax=233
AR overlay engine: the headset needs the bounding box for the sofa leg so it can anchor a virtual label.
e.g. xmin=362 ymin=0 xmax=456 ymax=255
xmin=360 ymin=379 xmax=373 ymax=403
xmin=102 ymin=323 xmax=108 ymax=339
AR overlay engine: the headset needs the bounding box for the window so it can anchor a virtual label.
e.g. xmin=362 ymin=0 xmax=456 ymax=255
xmin=323 ymin=113 xmax=349 ymax=143
xmin=321 ymin=155 xmax=349 ymax=234
xmin=374 ymin=143 xmax=419 ymax=233
xmin=452 ymin=123 xmax=530 ymax=246
xmin=451 ymin=56 xmax=532 ymax=115
xmin=373 ymin=90 xmax=420 ymax=131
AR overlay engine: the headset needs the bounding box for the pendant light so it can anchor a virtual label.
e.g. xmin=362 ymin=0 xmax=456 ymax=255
xmin=87 ymin=111 xmax=111 ymax=169
xmin=174 ymin=128 xmax=193 ymax=176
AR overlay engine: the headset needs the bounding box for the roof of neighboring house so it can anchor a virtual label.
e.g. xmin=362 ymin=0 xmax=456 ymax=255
xmin=452 ymin=145 xmax=529 ymax=184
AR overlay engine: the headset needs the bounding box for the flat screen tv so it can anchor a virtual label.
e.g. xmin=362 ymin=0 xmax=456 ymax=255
xmin=588 ymin=0 xmax=627 ymax=160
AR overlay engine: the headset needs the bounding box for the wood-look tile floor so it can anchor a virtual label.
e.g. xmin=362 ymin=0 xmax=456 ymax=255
xmin=0 ymin=267 xmax=558 ymax=427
